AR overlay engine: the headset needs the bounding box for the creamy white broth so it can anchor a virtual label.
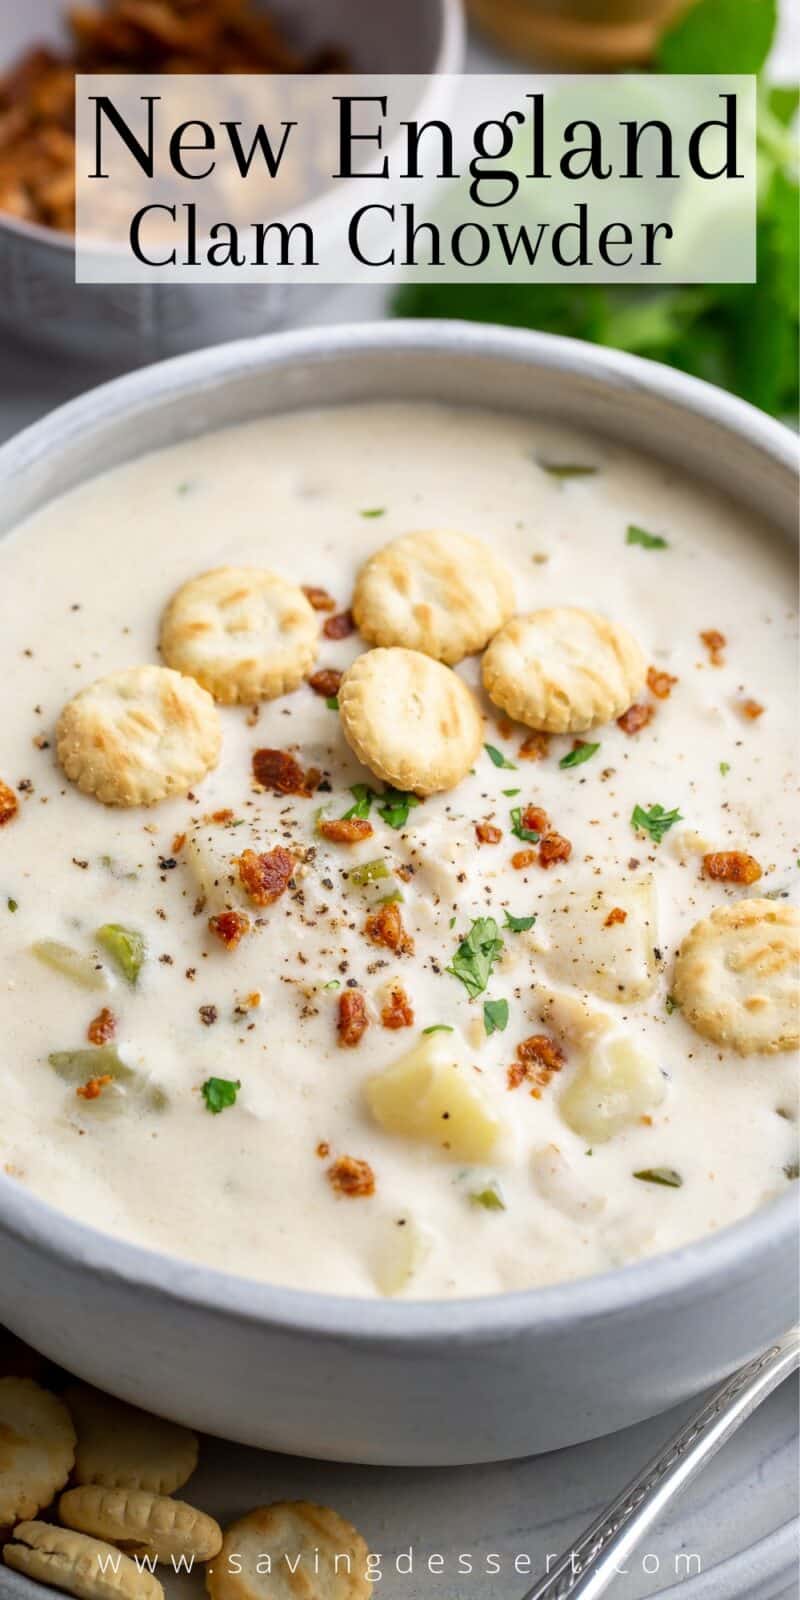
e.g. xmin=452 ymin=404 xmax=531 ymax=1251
xmin=0 ymin=401 xmax=797 ymax=1299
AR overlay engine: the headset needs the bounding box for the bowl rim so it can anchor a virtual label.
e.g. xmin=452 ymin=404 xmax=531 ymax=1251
xmin=0 ymin=316 xmax=797 ymax=1343
xmin=0 ymin=0 xmax=466 ymax=255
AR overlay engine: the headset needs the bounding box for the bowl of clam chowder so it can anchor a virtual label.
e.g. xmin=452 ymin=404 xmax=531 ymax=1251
xmin=0 ymin=322 xmax=797 ymax=1464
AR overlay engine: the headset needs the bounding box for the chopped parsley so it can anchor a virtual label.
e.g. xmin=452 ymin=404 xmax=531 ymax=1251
xmin=484 ymin=743 xmax=517 ymax=770
xmin=359 ymin=507 xmax=386 ymax=518
xmin=447 ymin=916 xmax=504 ymax=999
xmin=7 ymin=897 xmax=18 ymax=913
xmin=377 ymin=789 xmax=420 ymax=829
xmin=510 ymin=806 xmax=540 ymax=843
xmin=422 ymin=1023 xmax=454 ymax=1035
xmin=201 ymin=1077 xmax=240 ymax=1114
xmin=560 ymin=741 xmax=600 ymax=770
xmin=342 ymin=783 xmax=377 ymax=820
xmin=326 ymin=695 xmax=339 ymax=711
xmin=503 ymin=911 xmax=536 ymax=933
xmin=539 ymin=461 xmax=598 ymax=480
xmin=483 ymin=998 xmax=509 ymax=1036
xmin=634 ymin=1167 xmax=683 ymax=1188
xmin=719 ymin=761 xmax=730 ymax=776
xmin=631 ymin=802 xmax=683 ymax=844
xmin=626 ymin=524 xmax=669 ymax=550
xmin=502 ymin=787 xmax=521 ymax=797
xmin=469 ymin=1180 xmax=506 ymax=1211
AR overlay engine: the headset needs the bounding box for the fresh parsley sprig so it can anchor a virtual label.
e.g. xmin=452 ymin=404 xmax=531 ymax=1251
xmin=631 ymin=803 xmax=683 ymax=844
xmin=447 ymin=917 xmax=504 ymax=999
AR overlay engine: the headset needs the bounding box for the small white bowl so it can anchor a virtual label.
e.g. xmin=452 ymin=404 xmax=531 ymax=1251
xmin=0 ymin=0 xmax=464 ymax=364
xmin=0 ymin=321 xmax=796 ymax=1466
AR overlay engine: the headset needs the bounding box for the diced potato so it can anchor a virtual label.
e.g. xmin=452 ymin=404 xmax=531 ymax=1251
xmin=365 ymin=1031 xmax=502 ymax=1162
xmin=533 ymin=876 xmax=658 ymax=1003
xmin=560 ymin=1032 xmax=666 ymax=1143
xmin=372 ymin=1216 xmax=431 ymax=1296
xmin=31 ymin=939 xmax=109 ymax=991
xmin=531 ymin=1144 xmax=605 ymax=1219
xmin=185 ymin=825 xmax=243 ymax=914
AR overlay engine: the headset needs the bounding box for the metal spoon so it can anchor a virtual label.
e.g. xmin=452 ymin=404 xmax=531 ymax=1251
xmin=520 ymin=1326 xmax=799 ymax=1600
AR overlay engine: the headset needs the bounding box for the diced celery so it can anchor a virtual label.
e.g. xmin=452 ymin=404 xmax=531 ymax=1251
xmin=348 ymin=859 xmax=390 ymax=887
xmin=95 ymin=924 xmax=145 ymax=985
xmin=48 ymin=1046 xmax=166 ymax=1111
xmin=469 ymin=1179 xmax=506 ymax=1212
xmin=32 ymin=940 xmax=108 ymax=991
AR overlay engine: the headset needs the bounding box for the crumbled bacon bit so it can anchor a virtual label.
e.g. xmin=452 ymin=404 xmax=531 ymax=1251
xmin=364 ymin=902 xmax=414 ymax=955
xmin=87 ymin=1007 xmax=116 ymax=1045
xmin=308 ymin=668 xmax=343 ymax=698
xmin=0 ymin=781 xmax=19 ymax=826
xmin=519 ymin=732 xmax=550 ymax=761
xmin=381 ymin=983 xmax=414 ymax=1030
xmin=208 ymin=808 xmax=234 ymax=824
xmin=171 ymin=832 xmax=186 ymax=854
xmin=208 ymin=910 xmax=250 ymax=950
xmin=702 ymin=851 xmax=762 ymax=885
xmin=76 ymin=1074 xmax=113 ymax=1101
xmin=509 ymin=1034 xmax=565 ymax=1092
xmin=302 ymin=585 xmax=337 ymax=613
xmin=738 ymin=698 xmax=764 ymax=721
xmin=700 ymin=629 xmax=726 ymax=666
xmin=512 ymin=848 xmax=538 ymax=870
xmin=604 ymin=907 xmax=627 ymax=928
xmin=475 ymin=822 xmax=502 ymax=845
xmin=327 ymin=1155 xmax=375 ymax=1197
xmin=252 ymin=748 xmax=315 ymax=796
xmin=323 ymin=609 xmax=355 ymax=640
xmin=236 ymin=846 xmax=295 ymax=907
xmin=617 ymin=703 xmax=654 ymax=735
xmin=539 ymin=832 xmax=572 ymax=869
xmin=319 ymin=817 xmax=374 ymax=844
xmin=316 ymin=1140 xmax=331 ymax=1159
xmin=522 ymin=805 xmax=550 ymax=835
xmin=337 ymin=988 xmax=368 ymax=1046
xmin=647 ymin=666 xmax=678 ymax=699
xmin=496 ymin=717 xmax=514 ymax=740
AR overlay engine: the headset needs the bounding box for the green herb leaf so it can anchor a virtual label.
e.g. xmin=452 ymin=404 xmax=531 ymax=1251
xmin=626 ymin=524 xmax=669 ymax=550
xmin=768 ymin=85 xmax=800 ymax=127
xmin=483 ymin=998 xmax=509 ymax=1036
xmin=447 ymin=916 xmax=504 ymax=999
xmin=422 ymin=1023 xmax=454 ymax=1035
xmin=326 ymin=696 xmax=339 ymax=711
xmin=657 ymin=0 xmax=777 ymax=75
xmin=560 ymin=742 xmax=600 ymax=770
xmin=7 ymin=897 xmax=18 ymax=912
xmin=633 ymin=1167 xmax=683 ymax=1188
xmin=719 ymin=761 xmax=730 ymax=776
xmin=539 ymin=461 xmax=597 ymax=479
xmin=377 ymin=789 xmax=420 ymax=829
xmin=503 ymin=911 xmax=536 ymax=933
xmin=201 ymin=1077 xmax=240 ymax=1114
xmin=342 ymin=783 xmax=377 ymax=820
xmin=510 ymin=806 xmax=540 ymax=843
xmin=631 ymin=803 xmax=683 ymax=844
xmin=359 ymin=507 xmax=386 ymax=518
xmin=95 ymin=924 xmax=145 ymax=985
xmin=502 ymin=787 xmax=521 ymax=797
xmin=485 ymin=743 xmax=517 ymax=770
xmin=469 ymin=1179 xmax=506 ymax=1211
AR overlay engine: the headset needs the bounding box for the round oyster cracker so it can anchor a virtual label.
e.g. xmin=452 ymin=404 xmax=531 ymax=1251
xmin=338 ymin=647 xmax=483 ymax=796
xmin=352 ymin=529 xmax=514 ymax=665
xmin=482 ymin=606 xmax=646 ymax=733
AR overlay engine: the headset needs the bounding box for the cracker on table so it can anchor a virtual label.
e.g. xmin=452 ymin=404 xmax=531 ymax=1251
xmin=673 ymin=898 xmax=800 ymax=1055
xmin=4 ymin=1520 xmax=163 ymax=1600
xmin=205 ymin=1502 xmax=371 ymax=1600
xmin=57 ymin=665 xmax=221 ymax=807
xmin=64 ymin=1384 xmax=198 ymax=1495
xmin=482 ymin=607 xmax=647 ymax=733
xmin=60 ymin=1484 xmax=221 ymax=1564
xmin=160 ymin=566 xmax=319 ymax=704
xmin=338 ymin=647 xmax=483 ymax=796
xmin=352 ymin=529 xmax=514 ymax=665
xmin=0 ymin=1377 xmax=74 ymax=1525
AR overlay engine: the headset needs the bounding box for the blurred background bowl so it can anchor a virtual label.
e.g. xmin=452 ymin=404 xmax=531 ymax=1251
xmin=0 ymin=0 xmax=465 ymax=365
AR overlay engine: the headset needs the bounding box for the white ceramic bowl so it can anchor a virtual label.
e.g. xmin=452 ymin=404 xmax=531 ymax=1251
xmin=0 ymin=322 xmax=797 ymax=1467
xmin=0 ymin=0 xmax=464 ymax=364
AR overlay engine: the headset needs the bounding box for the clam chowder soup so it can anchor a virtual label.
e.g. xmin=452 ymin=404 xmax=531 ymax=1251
xmin=1 ymin=402 xmax=797 ymax=1299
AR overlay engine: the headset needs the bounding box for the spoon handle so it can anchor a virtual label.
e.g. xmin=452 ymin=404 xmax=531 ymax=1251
xmin=520 ymin=1326 xmax=800 ymax=1600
